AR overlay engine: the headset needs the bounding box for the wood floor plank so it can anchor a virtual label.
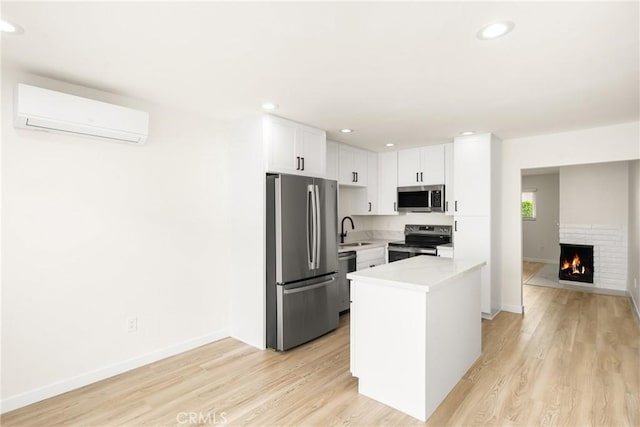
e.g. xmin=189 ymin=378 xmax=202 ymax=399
xmin=2 ymin=268 xmax=639 ymax=427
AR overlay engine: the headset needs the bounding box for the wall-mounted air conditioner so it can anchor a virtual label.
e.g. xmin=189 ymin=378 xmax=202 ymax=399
xmin=14 ymin=83 xmax=149 ymax=144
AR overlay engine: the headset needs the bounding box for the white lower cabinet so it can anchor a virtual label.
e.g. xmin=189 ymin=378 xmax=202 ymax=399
xmin=454 ymin=216 xmax=490 ymax=314
xmin=356 ymin=247 xmax=386 ymax=271
xmin=437 ymin=245 xmax=454 ymax=259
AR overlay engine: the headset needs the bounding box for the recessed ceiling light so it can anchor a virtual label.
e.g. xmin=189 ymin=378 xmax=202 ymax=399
xmin=340 ymin=129 xmax=353 ymax=134
xmin=476 ymin=21 xmax=514 ymax=40
xmin=385 ymin=143 xmax=395 ymax=147
xmin=0 ymin=18 xmax=24 ymax=34
xmin=460 ymin=131 xmax=475 ymax=136
xmin=261 ymin=102 xmax=278 ymax=110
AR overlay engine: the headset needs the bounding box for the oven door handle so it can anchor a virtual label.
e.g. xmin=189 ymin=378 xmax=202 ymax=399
xmin=388 ymin=247 xmax=437 ymax=255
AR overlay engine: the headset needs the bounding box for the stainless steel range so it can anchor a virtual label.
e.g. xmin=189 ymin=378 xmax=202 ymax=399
xmin=388 ymin=224 xmax=452 ymax=262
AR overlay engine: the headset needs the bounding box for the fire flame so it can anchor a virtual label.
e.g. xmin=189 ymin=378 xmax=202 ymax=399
xmin=561 ymin=253 xmax=585 ymax=274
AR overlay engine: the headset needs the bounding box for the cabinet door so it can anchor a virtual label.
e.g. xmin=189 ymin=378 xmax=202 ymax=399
xmin=444 ymin=143 xmax=454 ymax=216
xmin=453 ymin=216 xmax=490 ymax=313
xmin=339 ymin=145 xmax=368 ymax=187
xmin=454 ymin=135 xmax=490 ymax=216
xmin=366 ymin=152 xmax=378 ymax=213
xmin=397 ymin=148 xmax=422 ymax=187
xmin=298 ymin=125 xmax=326 ymax=178
xmin=377 ymin=151 xmax=398 ymax=215
xmin=339 ymin=145 xmax=356 ymax=185
xmin=326 ymin=141 xmax=339 ymax=181
xmin=419 ymin=144 xmax=445 ymax=185
xmin=353 ymin=148 xmax=368 ymax=187
xmin=265 ymin=116 xmax=299 ymax=175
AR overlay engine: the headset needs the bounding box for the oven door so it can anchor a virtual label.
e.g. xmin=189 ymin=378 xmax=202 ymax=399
xmin=397 ymin=186 xmax=431 ymax=212
xmin=388 ymin=246 xmax=437 ymax=262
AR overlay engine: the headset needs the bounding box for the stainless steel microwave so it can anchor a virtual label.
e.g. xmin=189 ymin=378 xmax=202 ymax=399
xmin=397 ymin=185 xmax=445 ymax=212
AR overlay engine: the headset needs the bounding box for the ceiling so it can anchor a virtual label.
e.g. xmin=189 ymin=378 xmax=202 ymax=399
xmin=2 ymin=2 xmax=638 ymax=151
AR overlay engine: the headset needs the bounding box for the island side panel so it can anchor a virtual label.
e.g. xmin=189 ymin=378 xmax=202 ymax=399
xmin=425 ymin=268 xmax=482 ymax=418
xmin=350 ymin=280 xmax=428 ymax=421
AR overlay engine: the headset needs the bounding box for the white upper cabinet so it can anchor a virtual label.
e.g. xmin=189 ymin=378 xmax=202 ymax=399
xmin=420 ymin=145 xmax=445 ymax=185
xmin=339 ymin=144 xmax=368 ymax=187
xmin=453 ymin=134 xmax=490 ymax=216
xmin=326 ymin=141 xmax=339 ymax=181
xmin=397 ymin=148 xmax=422 ymax=187
xmin=397 ymin=144 xmax=445 ymax=187
xmin=353 ymin=152 xmax=378 ymax=215
xmin=444 ymin=143 xmax=454 ymax=216
xmin=264 ymin=115 xmax=326 ymax=178
xmin=377 ymin=151 xmax=398 ymax=215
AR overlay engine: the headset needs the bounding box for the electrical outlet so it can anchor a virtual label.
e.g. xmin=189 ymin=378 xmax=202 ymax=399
xmin=127 ymin=317 xmax=138 ymax=333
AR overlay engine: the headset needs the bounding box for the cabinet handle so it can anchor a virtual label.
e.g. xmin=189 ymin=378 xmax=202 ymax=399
xmin=296 ymin=157 xmax=300 ymax=170
xmin=301 ymin=157 xmax=305 ymax=171
xmin=352 ymin=172 xmax=356 ymax=182
xmin=368 ymin=202 xmax=372 ymax=212
xmin=455 ymin=200 xmax=458 ymax=212
xmin=355 ymin=172 xmax=358 ymax=182
xmin=445 ymin=201 xmax=449 ymax=212
xmin=394 ymin=202 xmax=397 ymax=211
xmin=420 ymin=172 xmax=423 ymax=182
xmin=454 ymin=220 xmax=457 ymax=232
xmin=416 ymin=172 xmax=419 ymax=182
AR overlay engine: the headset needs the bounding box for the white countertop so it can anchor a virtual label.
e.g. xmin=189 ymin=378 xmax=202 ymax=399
xmin=347 ymin=256 xmax=485 ymax=292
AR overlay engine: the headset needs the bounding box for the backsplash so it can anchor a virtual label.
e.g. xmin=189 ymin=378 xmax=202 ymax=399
xmin=338 ymin=186 xmax=454 ymax=239
xmin=342 ymin=229 xmax=404 ymax=243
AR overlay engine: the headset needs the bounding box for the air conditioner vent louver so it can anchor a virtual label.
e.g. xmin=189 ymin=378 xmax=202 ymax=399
xmin=14 ymin=83 xmax=149 ymax=144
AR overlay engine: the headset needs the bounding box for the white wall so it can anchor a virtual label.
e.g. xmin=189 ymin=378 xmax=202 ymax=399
xmin=1 ymin=70 xmax=231 ymax=411
xmin=501 ymin=121 xmax=640 ymax=313
xmin=228 ymin=116 xmax=266 ymax=349
xmin=522 ymin=173 xmax=559 ymax=263
xmin=560 ymin=162 xmax=629 ymax=225
xmin=628 ymin=160 xmax=640 ymax=317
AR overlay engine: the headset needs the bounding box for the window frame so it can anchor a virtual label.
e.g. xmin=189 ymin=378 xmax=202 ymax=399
xmin=521 ymin=189 xmax=537 ymax=221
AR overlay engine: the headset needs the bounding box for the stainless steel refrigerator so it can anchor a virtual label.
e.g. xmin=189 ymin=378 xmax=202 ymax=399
xmin=266 ymin=173 xmax=339 ymax=351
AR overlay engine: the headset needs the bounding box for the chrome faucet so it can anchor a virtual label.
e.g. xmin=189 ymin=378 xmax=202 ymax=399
xmin=340 ymin=216 xmax=355 ymax=244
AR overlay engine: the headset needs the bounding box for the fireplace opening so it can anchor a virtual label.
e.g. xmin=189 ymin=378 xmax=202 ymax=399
xmin=559 ymin=243 xmax=594 ymax=284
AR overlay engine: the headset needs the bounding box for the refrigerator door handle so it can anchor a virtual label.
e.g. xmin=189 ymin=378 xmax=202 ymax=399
xmin=283 ymin=277 xmax=335 ymax=295
xmin=307 ymin=184 xmax=315 ymax=270
xmin=314 ymin=184 xmax=321 ymax=269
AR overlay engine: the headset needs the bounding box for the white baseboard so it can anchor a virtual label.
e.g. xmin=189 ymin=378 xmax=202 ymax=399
xmin=523 ymin=257 xmax=556 ymax=264
xmin=631 ymin=293 xmax=640 ymax=324
xmin=1 ymin=328 xmax=229 ymax=414
xmin=501 ymin=304 xmax=524 ymax=314
xmin=481 ymin=308 xmax=501 ymax=320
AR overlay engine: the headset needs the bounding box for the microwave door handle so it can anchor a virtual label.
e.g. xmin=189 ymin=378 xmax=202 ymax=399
xmin=314 ymin=184 xmax=321 ymax=269
xmin=307 ymin=184 xmax=314 ymax=270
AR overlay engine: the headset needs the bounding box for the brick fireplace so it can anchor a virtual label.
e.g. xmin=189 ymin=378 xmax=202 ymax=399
xmin=558 ymin=224 xmax=628 ymax=290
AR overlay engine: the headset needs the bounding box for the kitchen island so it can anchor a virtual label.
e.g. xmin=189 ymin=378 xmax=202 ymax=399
xmin=347 ymin=256 xmax=486 ymax=422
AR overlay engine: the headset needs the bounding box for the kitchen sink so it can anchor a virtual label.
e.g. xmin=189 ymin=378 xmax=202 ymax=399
xmin=340 ymin=242 xmax=373 ymax=247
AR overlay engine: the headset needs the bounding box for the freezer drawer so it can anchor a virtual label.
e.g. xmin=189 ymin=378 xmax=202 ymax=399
xmin=276 ymin=275 xmax=339 ymax=351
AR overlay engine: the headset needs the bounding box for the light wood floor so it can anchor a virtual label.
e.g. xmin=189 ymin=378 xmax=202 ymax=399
xmin=3 ymin=275 xmax=639 ymax=426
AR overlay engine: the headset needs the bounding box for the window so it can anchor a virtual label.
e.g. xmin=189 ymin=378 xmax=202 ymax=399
xmin=522 ymin=189 xmax=536 ymax=220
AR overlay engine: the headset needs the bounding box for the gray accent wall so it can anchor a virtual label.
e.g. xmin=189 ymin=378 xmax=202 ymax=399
xmin=522 ymin=173 xmax=560 ymax=263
